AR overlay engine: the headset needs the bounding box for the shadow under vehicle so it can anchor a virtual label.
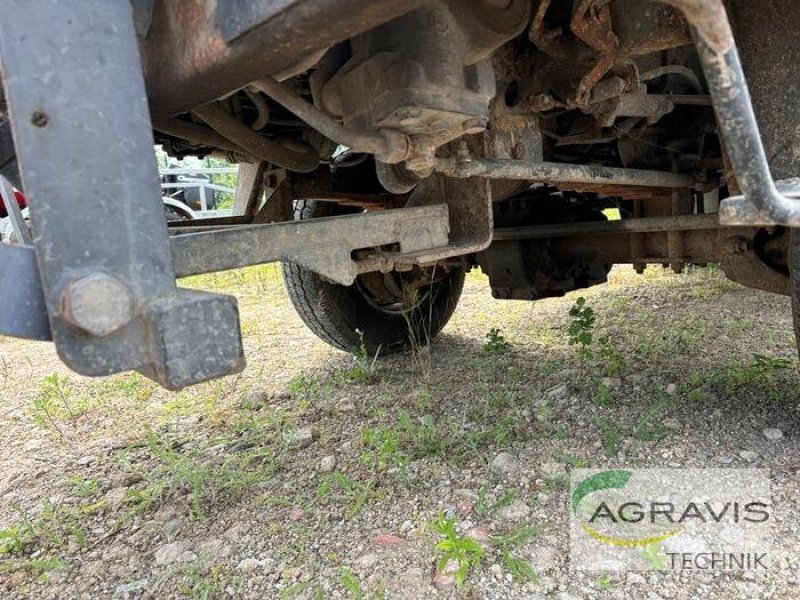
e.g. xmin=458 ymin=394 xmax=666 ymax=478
xmin=0 ymin=0 xmax=798 ymax=388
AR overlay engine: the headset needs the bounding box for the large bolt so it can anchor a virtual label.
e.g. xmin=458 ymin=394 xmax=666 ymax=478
xmin=60 ymin=273 xmax=134 ymax=337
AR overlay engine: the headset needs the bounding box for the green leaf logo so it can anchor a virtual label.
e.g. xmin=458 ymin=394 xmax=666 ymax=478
xmin=572 ymin=470 xmax=681 ymax=547
xmin=572 ymin=470 xmax=632 ymax=514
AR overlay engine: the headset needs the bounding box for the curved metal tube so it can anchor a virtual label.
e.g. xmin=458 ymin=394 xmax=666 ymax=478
xmin=244 ymin=87 xmax=270 ymax=130
xmin=192 ymin=103 xmax=319 ymax=172
xmin=639 ymin=65 xmax=702 ymax=93
xmin=654 ymin=0 xmax=800 ymax=225
xmin=252 ymin=78 xmax=407 ymax=163
xmin=152 ymin=117 xmax=255 ymax=159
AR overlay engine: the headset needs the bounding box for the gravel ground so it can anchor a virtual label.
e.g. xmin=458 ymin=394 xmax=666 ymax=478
xmin=1 ymin=265 xmax=799 ymax=599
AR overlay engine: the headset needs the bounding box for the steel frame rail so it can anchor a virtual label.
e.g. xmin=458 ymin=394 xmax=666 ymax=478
xmin=654 ymin=0 xmax=800 ymax=226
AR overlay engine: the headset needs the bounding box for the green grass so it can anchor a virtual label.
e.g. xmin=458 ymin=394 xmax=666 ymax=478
xmin=67 ymin=475 xmax=100 ymax=499
xmin=596 ymin=573 xmax=613 ymax=590
xmin=181 ymin=264 xmax=282 ymax=294
xmin=598 ymin=417 xmax=623 ymax=458
xmin=286 ymin=372 xmax=321 ymax=400
xmin=550 ymin=450 xmax=593 ymax=469
xmin=30 ymin=373 xmax=96 ymax=434
xmin=634 ymin=397 xmax=674 ymax=442
xmin=4 ymin=256 xmax=797 ymax=595
xmin=593 ymin=383 xmax=614 ymax=407
xmin=476 ymin=488 xmax=518 ymax=516
xmin=341 ymin=329 xmax=382 ymax=383
xmin=0 ymin=556 xmax=65 ymax=578
xmin=541 ymin=473 xmax=569 ymax=491
xmin=122 ymin=424 xmax=282 ymax=519
xmin=567 ymin=297 xmax=596 ymax=358
xmin=686 ymin=353 xmax=800 ymax=403
xmin=598 ymin=336 xmax=626 ymax=377
xmin=339 ymin=567 xmax=365 ymax=599
xmin=0 ymin=499 xmax=90 ymax=568
xmin=492 ymin=525 xmax=541 ymax=584
xmin=168 ymin=560 xmax=241 ymax=600
xmin=484 ymin=328 xmax=510 ymax=354
xmin=316 ymin=472 xmax=383 ymax=519
xmin=430 ymin=514 xmax=539 ymax=588
xmin=358 ymin=407 xmax=527 ymax=473
xmin=432 ymin=513 xmax=485 ymax=587
xmin=96 ymin=373 xmax=156 ymax=403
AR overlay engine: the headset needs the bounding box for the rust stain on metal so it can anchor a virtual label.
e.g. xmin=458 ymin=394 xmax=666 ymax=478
xmin=530 ymin=0 xmax=561 ymax=52
xmin=571 ymin=0 xmax=619 ymax=54
xmin=657 ymin=0 xmax=735 ymax=54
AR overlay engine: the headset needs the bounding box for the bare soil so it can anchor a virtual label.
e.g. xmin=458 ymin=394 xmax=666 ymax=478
xmin=1 ymin=265 xmax=799 ymax=599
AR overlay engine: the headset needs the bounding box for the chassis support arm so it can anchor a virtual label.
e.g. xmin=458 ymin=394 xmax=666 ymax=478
xmin=654 ymin=0 xmax=800 ymax=226
xmin=0 ymin=0 xmax=245 ymax=389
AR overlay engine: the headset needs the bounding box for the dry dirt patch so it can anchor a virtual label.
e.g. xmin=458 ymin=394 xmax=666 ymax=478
xmin=1 ymin=265 xmax=799 ymax=599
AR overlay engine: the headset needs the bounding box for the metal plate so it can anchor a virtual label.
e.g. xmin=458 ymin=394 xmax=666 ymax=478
xmin=0 ymin=0 xmax=244 ymax=388
xmin=217 ymin=0 xmax=298 ymax=43
xmin=0 ymin=243 xmax=50 ymax=341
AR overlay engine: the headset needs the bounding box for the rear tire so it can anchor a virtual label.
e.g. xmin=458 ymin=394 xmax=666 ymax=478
xmin=282 ymin=200 xmax=465 ymax=354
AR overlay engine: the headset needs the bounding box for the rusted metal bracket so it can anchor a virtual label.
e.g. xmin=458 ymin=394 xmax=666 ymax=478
xmin=493 ymin=213 xmax=719 ymax=240
xmin=142 ymin=0 xmax=422 ymax=117
xmin=572 ymin=0 xmax=619 ymax=55
xmin=719 ymin=180 xmax=800 ymax=226
xmin=435 ymin=158 xmax=700 ymax=190
xmin=397 ymin=174 xmax=494 ymax=264
xmin=1 ymin=204 xmax=451 ymax=344
xmin=172 ymin=204 xmax=451 ymax=285
xmin=653 ymin=0 xmax=800 ymax=226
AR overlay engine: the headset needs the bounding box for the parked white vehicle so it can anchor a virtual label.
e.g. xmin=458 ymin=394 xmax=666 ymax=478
xmin=0 ymin=206 xmax=26 ymax=244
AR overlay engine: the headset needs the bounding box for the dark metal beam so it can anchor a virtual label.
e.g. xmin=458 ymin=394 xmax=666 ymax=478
xmin=0 ymin=243 xmax=50 ymax=341
xmin=141 ymin=0 xmax=423 ymax=117
xmin=171 ymin=204 xmax=450 ymax=285
xmin=1 ymin=204 xmax=451 ymax=343
xmin=436 ymin=159 xmax=700 ymax=190
xmin=493 ymin=214 xmax=720 ymax=241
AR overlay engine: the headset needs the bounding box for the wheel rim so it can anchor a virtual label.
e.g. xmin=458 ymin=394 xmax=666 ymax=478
xmin=355 ymin=269 xmax=445 ymax=316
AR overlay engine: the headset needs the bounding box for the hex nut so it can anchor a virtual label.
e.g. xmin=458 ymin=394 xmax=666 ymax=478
xmin=61 ymin=273 xmax=134 ymax=337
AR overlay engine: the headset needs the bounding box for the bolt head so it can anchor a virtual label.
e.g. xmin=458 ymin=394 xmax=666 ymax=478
xmin=61 ymin=273 xmax=134 ymax=337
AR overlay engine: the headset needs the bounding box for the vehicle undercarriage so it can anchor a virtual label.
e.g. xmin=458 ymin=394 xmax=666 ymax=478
xmin=1 ymin=0 xmax=799 ymax=388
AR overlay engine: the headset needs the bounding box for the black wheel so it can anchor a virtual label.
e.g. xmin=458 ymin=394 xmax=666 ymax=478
xmin=163 ymin=202 xmax=194 ymax=222
xmin=282 ymin=200 xmax=465 ymax=354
